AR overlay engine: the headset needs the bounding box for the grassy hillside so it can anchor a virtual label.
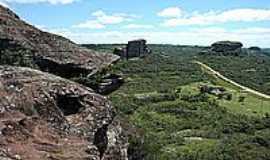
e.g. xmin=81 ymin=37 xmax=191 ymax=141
xmin=98 ymin=45 xmax=270 ymax=160
xmin=84 ymin=44 xmax=270 ymax=160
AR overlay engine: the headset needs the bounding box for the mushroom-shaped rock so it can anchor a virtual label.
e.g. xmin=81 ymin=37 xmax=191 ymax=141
xmin=211 ymin=41 xmax=243 ymax=52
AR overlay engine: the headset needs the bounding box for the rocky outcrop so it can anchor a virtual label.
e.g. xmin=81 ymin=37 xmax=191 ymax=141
xmin=211 ymin=41 xmax=243 ymax=53
xmin=113 ymin=39 xmax=151 ymax=59
xmin=249 ymin=46 xmax=261 ymax=51
xmin=0 ymin=5 xmax=119 ymax=78
xmin=97 ymin=74 xmax=124 ymax=95
xmin=200 ymin=41 xmax=244 ymax=56
xmin=0 ymin=66 xmax=128 ymax=160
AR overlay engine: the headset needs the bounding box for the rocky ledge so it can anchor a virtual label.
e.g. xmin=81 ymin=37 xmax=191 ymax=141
xmin=0 ymin=5 xmax=119 ymax=78
xmin=0 ymin=66 xmax=128 ymax=160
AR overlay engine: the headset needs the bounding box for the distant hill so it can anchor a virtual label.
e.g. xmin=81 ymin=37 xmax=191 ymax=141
xmin=262 ymin=48 xmax=270 ymax=55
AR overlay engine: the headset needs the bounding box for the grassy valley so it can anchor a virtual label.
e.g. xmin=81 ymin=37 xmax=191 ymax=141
xmin=88 ymin=44 xmax=270 ymax=160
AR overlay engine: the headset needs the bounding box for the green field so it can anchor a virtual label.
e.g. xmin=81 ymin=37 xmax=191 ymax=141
xmin=180 ymin=81 xmax=270 ymax=117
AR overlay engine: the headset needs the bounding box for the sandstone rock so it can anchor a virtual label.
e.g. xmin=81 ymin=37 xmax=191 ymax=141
xmin=127 ymin=39 xmax=150 ymax=58
xmin=0 ymin=5 xmax=120 ymax=78
xmin=113 ymin=39 xmax=151 ymax=59
xmin=0 ymin=66 xmax=128 ymax=160
xmin=211 ymin=41 xmax=243 ymax=52
xmin=97 ymin=74 xmax=124 ymax=95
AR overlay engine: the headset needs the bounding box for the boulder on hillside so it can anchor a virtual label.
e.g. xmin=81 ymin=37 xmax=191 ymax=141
xmin=211 ymin=41 xmax=243 ymax=52
xmin=0 ymin=5 xmax=119 ymax=78
xmin=249 ymin=46 xmax=261 ymax=51
xmin=0 ymin=66 xmax=128 ymax=160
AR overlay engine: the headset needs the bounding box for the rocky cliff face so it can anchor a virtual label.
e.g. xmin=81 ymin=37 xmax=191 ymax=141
xmin=0 ymin=5 xmax=119 ymax=78
xmin=0 ymin=5 xmax=128 ymax=160
xmin=0 ymin=66 xmax=128 ymax=160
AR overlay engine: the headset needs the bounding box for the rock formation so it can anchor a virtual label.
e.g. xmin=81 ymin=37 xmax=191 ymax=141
xmin=211 ymin=41 xmax=243 ymax=53
xmin=0 ymin=66 xmax=128 ymax=160
xmin=200 ymin=41 xmax=244 ymax=56
xmin=0 ymin=5 xmax=128 ymax=160
xmin=0 ymin=5 xmax=119 ymax=78
xmin=249 ymin=46 xmax=261 ymax=51
xmin=113 ymin=39 xmax=151 ymax=59
xmin=209 ymin=41 xmax=243 ymax=56
xmin=0 ymin=5 xmax=124 ymax=94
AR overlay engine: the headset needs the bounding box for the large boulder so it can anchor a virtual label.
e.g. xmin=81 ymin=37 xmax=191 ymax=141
xmin=0 ymin=5 xmax=119 ymax=78
xmin=0 ymin=66 xmax=128 ymax=160
xmin=249 ymin=46 xmax=261 ymax=51
xmin=211 ymin=41 xmax=243 ymax=52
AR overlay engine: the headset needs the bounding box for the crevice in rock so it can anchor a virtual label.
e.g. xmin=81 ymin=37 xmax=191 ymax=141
xmin=56 ymin=95 xmax=84 ymax=116
xmin=34 ymin=56 xmax=91 ymax=78
xmin=93 ymin=124 xmax=109 ymax=159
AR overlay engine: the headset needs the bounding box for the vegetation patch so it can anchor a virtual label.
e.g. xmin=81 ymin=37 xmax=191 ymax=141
xmin=93 ymin=45 xmax=270 ymax=160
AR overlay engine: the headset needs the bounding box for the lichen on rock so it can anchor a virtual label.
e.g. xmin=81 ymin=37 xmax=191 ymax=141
xmin=0 ymin=66 xmax=128 ymax=160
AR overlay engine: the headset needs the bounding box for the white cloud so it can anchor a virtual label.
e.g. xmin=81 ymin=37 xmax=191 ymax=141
xmin=73 ymin=20 xmax=105 ymax=29
xmin=123 ymin=24 xmax=153 ymax=29
xmin=47 ymin=27 xmax=270 ymax=48
xmin=92 ymin=10 xmax=127 ymax=24
xmin=0 ymin=0 xmax=77 ymax=5
xmin=73 ymin=10 xmax=137 ymax=29
xmin=158 ymin=7 xmax=182 ymax=18
xmin=162 ymin=8 xmax=270 ymax=26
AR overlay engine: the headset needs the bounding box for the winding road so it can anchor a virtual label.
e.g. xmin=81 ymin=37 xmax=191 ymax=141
xmin=194 ymin=61 xmax=270 ymax=99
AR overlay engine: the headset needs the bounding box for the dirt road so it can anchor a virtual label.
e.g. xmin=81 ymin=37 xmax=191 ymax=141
xmin=194 ymin=61 xmax=270 ymax=99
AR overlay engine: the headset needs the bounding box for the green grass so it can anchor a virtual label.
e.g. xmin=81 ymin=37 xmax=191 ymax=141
xmin=197 ymin=54 xmax=270 ymax=95
xmin=195 ymin=63 xmax=270 ymax=116
xmin=218 ymin=92 xmax=270 ymax=117
xmin=179 ymin=81 xmax=270 ymax=117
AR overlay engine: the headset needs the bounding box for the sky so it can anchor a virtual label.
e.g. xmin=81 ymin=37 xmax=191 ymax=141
xmin=1 ymin=0 xmax=270 ymax=47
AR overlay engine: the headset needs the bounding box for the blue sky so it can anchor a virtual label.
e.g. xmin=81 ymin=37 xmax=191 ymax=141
xmin=1 ymin=0 xmax=270 ymax=47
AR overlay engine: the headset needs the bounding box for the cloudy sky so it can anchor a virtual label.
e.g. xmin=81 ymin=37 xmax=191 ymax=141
xmin=1 ymin=0 xmax=270 ymax=47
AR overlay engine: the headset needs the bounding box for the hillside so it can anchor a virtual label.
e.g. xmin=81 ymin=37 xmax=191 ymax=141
xmin=86 ymin=44 xmax=270 ymax=160
xmin=197 ymin=54 xmax=270 ymax=95
xmin=1 ymin=2 xmax=270 ymax=160
xmin=262 ymin=49 xmax=270 ymax=55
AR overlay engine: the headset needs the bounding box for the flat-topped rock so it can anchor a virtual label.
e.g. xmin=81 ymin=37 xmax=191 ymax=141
xmin=211 ymin=41 xmax=243 ymax=52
